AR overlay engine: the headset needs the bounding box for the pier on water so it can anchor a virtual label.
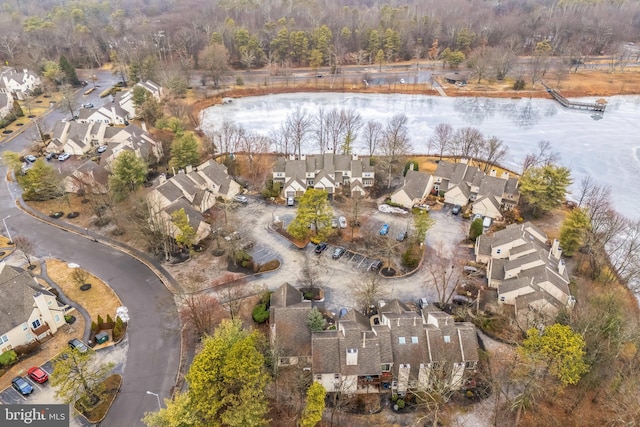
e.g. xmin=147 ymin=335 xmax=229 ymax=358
xmin=542 ymin=83 xmax=607 ymax=112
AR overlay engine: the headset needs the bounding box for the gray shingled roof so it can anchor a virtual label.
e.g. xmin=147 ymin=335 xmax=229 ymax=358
xmin=478 ymin=175 xmax=507 ymax=197
xmin=163 ymin=199 xmax=204 ymax=231
xmin=312 ymin=331 xmax=341 ymax=374
xmin=155 ymin=180 xmax=185 ymax=204
xmin=398 ymin=170 xmax=431 ymax=201
xmin=270 ymin=283 xmax=303 ymax=307
xmin=271 ymin=304 xmax=312 ymax=357
xmin=0 ymin=263 xmax=44 ymax=333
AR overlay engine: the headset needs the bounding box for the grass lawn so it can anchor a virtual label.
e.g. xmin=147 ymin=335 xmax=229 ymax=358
xmin=46 ymin=259 xmax=122 ymax=323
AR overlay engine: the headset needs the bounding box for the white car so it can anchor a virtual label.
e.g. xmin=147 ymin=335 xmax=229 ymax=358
xmin=338 ymin=216 xmax=347 ymax=229
xmin=58 ymin=153 xmax=71 ymax=161
xmin=233 ymin=195 xmax=248 ymax=204
xmin=97 ymin=146 xmax=108 ymax=153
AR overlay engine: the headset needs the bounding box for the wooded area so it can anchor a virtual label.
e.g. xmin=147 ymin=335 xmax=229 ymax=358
xmin=2 ymin=0 xmax=639 ymax=85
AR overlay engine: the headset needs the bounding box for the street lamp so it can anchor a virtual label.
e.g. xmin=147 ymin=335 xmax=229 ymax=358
xmin=146 ymin=391 xmax=162 ymax=410
xmin=2 ymin=215 xmax=12 ymax=244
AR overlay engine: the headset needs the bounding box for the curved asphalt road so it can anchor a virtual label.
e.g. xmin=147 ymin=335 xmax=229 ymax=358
xmin=0 ymin=80 xmax=180 ymax=426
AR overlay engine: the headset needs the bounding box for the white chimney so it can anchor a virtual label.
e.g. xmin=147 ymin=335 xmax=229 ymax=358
xmin=489 ymin=169 xmax=497 ymax=177
xmin=300 ymin=154 xmax=306 ymax=160
xmin=352 ymin=154 xmax=359 ymax=161
xmin=158 ymin=173 xmax=167 ymax=184
xmin=289 ymin=154 xmax=296 ymax=160
xmin=551 ymin=239 xmax=562 ymax=259
xmin=185 ymin=165 xmax=193 ymax=173
xmin=501 ymin=171 xmax=510 ymax=180
xmin=558 ymin=259 xmax=566 ymax=275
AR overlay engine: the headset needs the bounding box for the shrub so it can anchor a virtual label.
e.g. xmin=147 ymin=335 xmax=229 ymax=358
xmin=91 ymin=321 xmax=99 ymax=335
xmin=396 ymin=399 xmax=405 ymax=409
xmin=106 ymin=314 xmax=113 ymax=324
xmin=97 ymin=315 xmax=104 ymax=327
xmin=64 ymin=314 xmax=73 ymax=323
xmin=258 ymin=259 xmax=280 ymax=273
xmin=0 ymin=350 xmax=17 ymax=367
xmin=403 ymin=160 xmax=419 ymax=176
xmin=14 ymin=342 xmax=39 ymax=356
xmin=236 ymin=76 xmax=244 ymax=86
xmin=259 ymin=290 xmax=272 ymax=306
xmin=303 ymin=292 xmax=314 ymax=300
xmin=252 ymin=304 xmax=269 ymax=323
xmin=469 ymin=219 xmax=483 ymax=241
xmin=113 ymin=317 xmax=126 ymax=341
xmin=513 ymin=79 xmax=525 ymax=90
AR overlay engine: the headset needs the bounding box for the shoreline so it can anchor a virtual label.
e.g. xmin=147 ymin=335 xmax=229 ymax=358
xmin=190 ymin=74 xmax=640 ymax=118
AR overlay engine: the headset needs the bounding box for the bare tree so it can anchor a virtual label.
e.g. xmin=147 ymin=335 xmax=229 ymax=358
xmin=340 ymin=108 xmax=363 ymax=155
xmin=325 ymin=107 xmax=346 ymax=152
xmin=520 ymin=140 xmax=559 ymax=173
xmin=425 ymin=242 xmax=461 ymax=306
xmin=429 ymin=123 xmax=454 ymax=160
xmin=218 ymin=283 xmax=248 ymax=321
xmin=311 ymin=106 xmax=328 ymax=154
xmin=239 ymin=131 xmax=271 ymax=189
xmin=362 ymin=120 xmax=382 ymax=157
xmin=479 ymin=135 xmax=508 ymax=173
xmin=285 ymin=107 xmax=312 ymax=158
xmin=379 ymin=113 xmax=411 ymax=188
xmin=451 ymin=126 xmax=483 ymax=161
xmin=13 ymin=236 xmax=35 ymax=268
xmin=352 ymin=274 xmax=387 ymax=316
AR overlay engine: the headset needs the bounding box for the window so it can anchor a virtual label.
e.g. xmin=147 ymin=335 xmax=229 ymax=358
xmin=381 ymin=363 xmax=391 ymax=372
xmin=334 ymin=374 xmax=340 ymax=379
xmin=47 ymin=300 xmax=52 ymax=306
xmin=31 ymin=319 xmax=41 ymax=329
xmin=496 ymin=249 xmax=502 ymax=255
xmin=465 ymin=361 xmax=477 ymax=369
xmin=363 ymin=179 xmax=373 ymax=186
xmin=315 ymin=375 xmax=322 ymax=381
xmin=444 ymin=335 xmax=451 ymax=343
xmin=411 ymin=336 xmax=419 ymax=344
xmin=307 ymin=179 xmax=314 ymax=186
xmin=1 ymin=335 xmax=7 ymax=343
xmin=398 ymin=337 xmax=406 ymax=344
xmin=22 ymin=324 xmax=28 ymax=331
xmin=55 ymin=315 xmax=60 ymax=322
xmin=500 ymin=296 xmax=506 ymax=302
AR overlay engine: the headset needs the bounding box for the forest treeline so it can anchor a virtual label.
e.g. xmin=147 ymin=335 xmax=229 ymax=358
xmin=1 ymin=0 xmax=639 ymax=81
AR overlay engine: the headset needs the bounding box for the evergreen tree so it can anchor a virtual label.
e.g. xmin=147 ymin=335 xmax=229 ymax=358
xmin=59 ymin=55 xmax=80 ymax=86
xmin=519 ymin=164 xmax=572 ymax=216
xmin=108 ymin=151 xmax=148 ymax=201
xmin=301 ymin=382 xmax=326 ymax=427
xmin=169 ymin=133 xmax=200 ymax=171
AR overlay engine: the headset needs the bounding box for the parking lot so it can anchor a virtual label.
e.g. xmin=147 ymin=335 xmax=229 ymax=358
xmin=310 ymin=243 xmax=380 ymax=273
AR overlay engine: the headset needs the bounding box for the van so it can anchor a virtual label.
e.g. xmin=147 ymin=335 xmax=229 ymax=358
xmin=287 ymin=197 xmax=294 ymax=206
xmin=482 ymin=217 xmax=492 ymax=229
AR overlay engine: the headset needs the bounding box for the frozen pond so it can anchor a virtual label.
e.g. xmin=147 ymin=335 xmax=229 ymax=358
xmin=201 ymin=92 xmax=640 ymax=219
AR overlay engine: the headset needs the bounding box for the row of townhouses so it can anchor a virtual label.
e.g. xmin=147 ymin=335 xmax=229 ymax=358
xmin=391 ymin=159 xmax=520 ymax=220
xmin=270 ymin=283 xmax=479 ymax=395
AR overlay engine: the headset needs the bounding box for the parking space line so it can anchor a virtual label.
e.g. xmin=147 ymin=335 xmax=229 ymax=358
xmin=25 ymin=377 xmax=43 ymax=391
xmin=10 ymin=387 xmax=28 ymax=401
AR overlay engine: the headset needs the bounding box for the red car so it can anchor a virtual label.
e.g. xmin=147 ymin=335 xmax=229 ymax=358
xmin=27 ymin=366 xmax=48 ymax=384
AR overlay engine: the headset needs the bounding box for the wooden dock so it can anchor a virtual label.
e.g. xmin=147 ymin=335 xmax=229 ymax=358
xmin=542 ymin=84 xmax=607 ymax=112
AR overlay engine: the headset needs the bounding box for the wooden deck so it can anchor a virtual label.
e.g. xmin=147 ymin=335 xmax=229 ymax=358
xmin=542 ymin=84 xmax=606 ymax=112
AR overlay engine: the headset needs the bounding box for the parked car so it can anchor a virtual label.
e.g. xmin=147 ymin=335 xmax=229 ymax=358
xmin=27 ymin=366 xmax=49 ymax=384
xmin=332 ymin=247 xmax=346 ymax=259
xmin=45 ymin=153 xmax=56 ymax=161
xmin=419 ymin=298 xmax=429 ymax=309
xmin=11 ymin=377 xmax=33 ymax=395
xmin=25 ymin=155 xmax=37 ymax=162
xmin=233 ymin=195 xmax=248 ymax=204
xmin=287 ymin=197 xmax=295 ymax=206
xmin=471 ymin=213 xmax=483 ymax=223
xmin=97 ymin=145 xmax=108 ymax=153
xmin=379 ymin=224 xmax=390 ymax=235
xmin=482 ymin=217 xmax=493 ymax=229
xmin=396 ymin=231 xmax=408 ymax=241
xmin=58 ymin=153 xmax=71 ymax=161
xmin=68 ymin=338 xmax=89 ymax=353
xmin=331 ymin=218 xmax=338 ymax=228
xmin=452 ymin=204 xmax=462 ymax=215
xmin=414 ymin=204 xmax=430 ymax=212
xmin=368 ymin=260 xmax=383 ymax=271
xmin=82 ymin=103 xmax=94 ymax=108
xmin=338 ymin=216 xmax=347 ymax=229
xmin=314 ymin=242 xmax=328 ymax=254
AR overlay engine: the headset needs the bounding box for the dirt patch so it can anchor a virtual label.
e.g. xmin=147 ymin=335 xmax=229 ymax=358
xmin=45 ymin=259 xmax=122 ymax=323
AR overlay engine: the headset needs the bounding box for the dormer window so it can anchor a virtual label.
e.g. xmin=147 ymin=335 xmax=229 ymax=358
xmin=444 ymin=335 xmax=451 ymax=343
xmin=398 ymin=337 xmax=406 ymax=344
